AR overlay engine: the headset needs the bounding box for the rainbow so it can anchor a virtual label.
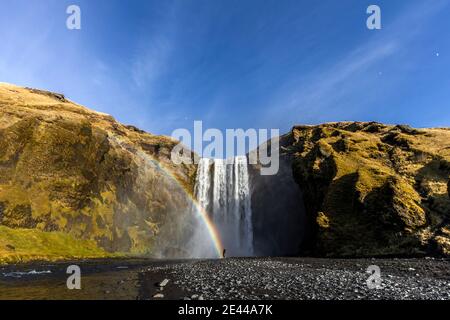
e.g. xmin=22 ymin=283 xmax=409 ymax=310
xmin=112 ymin=136 xmax=224 ymax=258
xmin=189 ymin=198 xmax=224 ymax=258
xmin=147 ymin=158 xmax=224 ymax=258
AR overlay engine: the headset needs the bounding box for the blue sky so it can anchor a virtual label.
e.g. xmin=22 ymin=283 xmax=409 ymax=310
xmin=1 ymin=0 xmax=449 ymax=137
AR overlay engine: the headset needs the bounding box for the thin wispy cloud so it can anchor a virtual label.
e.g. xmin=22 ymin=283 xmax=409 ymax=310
xmin=130 ymin=2 xmax=179 ymax=91
xmin=261 ymin=0 xmax=449 ymax=128
xmin=0 ymin=0 xmax=449 ymax=135
xmin=132 ymin=35 xmax=173 ymax=89
xmin=271 ymin=40 xmax=398 ymax=115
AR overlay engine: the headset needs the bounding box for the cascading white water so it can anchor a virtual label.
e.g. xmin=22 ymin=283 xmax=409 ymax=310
xmin=195 ymin=158 xmax=212 ymax=212
xmin=109 ymin=136 xmax=253 ymax=258
xmin=193 ymin=156 xmax=254 ymax=257
xmin=233 ymin=156 xmax=253 ymax=255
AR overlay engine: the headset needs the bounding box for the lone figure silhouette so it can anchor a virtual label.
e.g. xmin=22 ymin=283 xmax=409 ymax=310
xmin=222 ymin=248 xmax=226 ymax=258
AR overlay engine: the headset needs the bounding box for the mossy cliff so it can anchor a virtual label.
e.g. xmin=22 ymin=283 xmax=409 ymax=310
xmin=288 ymin=122 xmax=450 ymax=257
xmin=0 ymin=83 xmax=196 ymax=263
xmin=1 ymin=83 xmax=449 ymax=262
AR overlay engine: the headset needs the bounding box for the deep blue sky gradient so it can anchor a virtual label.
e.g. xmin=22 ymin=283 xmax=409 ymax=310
xmin=1 ymin=0 xmax=449 ymax=137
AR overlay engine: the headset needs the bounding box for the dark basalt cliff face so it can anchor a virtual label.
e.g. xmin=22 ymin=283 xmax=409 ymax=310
xmin=287 ymin=122 xmax=450 ymax=257
xmin=0 ymin=83 xmax=196 ymax=263
xmin=248 ymin=135 xmax=306 ymax=256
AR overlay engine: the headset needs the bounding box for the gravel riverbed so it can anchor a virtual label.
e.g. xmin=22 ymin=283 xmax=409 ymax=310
xmin=1 ymin=257 xmax=449 ymax=300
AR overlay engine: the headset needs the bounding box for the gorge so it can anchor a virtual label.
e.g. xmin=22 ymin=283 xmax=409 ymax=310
xmin=0 ymin=83 xmax=449 ymax=264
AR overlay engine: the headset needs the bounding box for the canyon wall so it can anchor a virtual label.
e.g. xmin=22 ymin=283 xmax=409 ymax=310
xmin=1 ymin=83 xmax=449 ymax=262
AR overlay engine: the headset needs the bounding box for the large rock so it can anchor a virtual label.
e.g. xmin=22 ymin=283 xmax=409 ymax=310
xmin=0 ymin=83 xmax=196 ymax=262
xmin=288 ymin=122 xmax=450 ymax=256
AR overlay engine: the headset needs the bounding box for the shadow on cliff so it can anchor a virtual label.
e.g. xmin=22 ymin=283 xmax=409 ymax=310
xmin=248 ymin=136 xmax=306 ymax=256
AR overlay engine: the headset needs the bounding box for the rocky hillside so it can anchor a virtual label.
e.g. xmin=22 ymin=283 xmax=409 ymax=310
xmin=1 ymin=83 xmax=449 ymax=262
xmin=0 ymin=83 xmax=196 ymax=263
xmin=287 ymin=122 xmax=450 ymax=257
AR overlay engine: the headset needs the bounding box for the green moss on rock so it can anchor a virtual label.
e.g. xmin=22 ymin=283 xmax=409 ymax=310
xmin=290 ymin=122 xmax=450 ymax=257
xmin=0 ymin=83 xmax=196 ymax=262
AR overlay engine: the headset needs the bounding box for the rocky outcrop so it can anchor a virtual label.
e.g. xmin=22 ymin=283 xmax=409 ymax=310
xmin=0 ymin=83 xmax=196 ymax=262
xmin=287 ymin=122 xmax=450 ymax=257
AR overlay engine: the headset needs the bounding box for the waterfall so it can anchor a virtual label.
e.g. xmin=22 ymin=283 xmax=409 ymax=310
xmin=109 ymin=135 xmax=253 ymax=258
xmin=193 ymin=156 xmax=254 ymax=257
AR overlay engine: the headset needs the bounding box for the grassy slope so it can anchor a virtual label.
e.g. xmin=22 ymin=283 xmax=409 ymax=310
xmin=0 ymin=225 xmax=117 ymax=264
